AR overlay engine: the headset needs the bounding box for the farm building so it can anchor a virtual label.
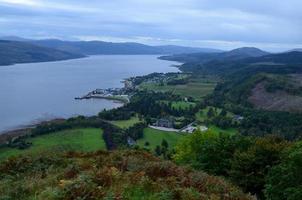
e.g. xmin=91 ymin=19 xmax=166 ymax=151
xmin=154 ymin=117 xmax=174 ymax=128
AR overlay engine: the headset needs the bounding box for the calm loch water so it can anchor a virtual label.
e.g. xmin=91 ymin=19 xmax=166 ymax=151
xmin=0 ymin=55 xmax=179 ymax=133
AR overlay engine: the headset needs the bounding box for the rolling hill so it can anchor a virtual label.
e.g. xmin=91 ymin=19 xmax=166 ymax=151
xmin=0 ymin=40 xmax=84 ymax=66
xmin=164 ymin=46 xmax=302 ymax=114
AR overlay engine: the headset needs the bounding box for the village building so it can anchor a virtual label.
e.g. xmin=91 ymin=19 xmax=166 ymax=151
xmin=154 ymin=117 xmax=174 ymax=128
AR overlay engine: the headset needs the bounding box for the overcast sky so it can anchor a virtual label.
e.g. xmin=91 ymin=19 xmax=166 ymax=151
xmin=0 ymin=0 xmax=301 ymax=51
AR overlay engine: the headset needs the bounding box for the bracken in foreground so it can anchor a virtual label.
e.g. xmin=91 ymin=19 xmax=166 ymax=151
xmin=0 ymin=150 xmax=254 ymax=200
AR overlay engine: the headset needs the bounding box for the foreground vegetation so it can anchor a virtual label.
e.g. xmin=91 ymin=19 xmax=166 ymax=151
xmin=0 ymin=150 xmax=254 ymax=200
xmin=174 ymin=130 xmax=302 ymax=199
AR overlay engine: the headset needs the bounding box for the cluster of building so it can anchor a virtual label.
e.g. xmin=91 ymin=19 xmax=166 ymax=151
xmin=75 ymin=87 xmax=129 ymax=103
xmin=93 ymin=88 xmax=124 ymax=96
xmin=152 ymin=117 xmax=208 ymax=134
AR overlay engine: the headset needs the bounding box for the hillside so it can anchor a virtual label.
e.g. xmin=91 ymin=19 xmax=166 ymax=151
xmin=246 ymin=73 xmax=302 ymax=112
xmin=161 ymin=49 xmax=302 ymax=138
xmin=160 ymin=47 xmax=268 ymax=64
xmin=165 ymin=51 xmax=302 ymax=77
xmin=0 ymin=40 xmax=84 ymax=66
xmin=248 ymin=80 xmax=302 ymax=112
xmin=0 ymin=150 xmax=253 ymax=200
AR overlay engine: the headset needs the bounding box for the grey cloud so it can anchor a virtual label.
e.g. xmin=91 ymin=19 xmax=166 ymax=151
xmin=0 ymin=0 xmax=301 ymax=51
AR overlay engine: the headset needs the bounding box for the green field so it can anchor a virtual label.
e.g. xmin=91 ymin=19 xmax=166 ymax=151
xmin=208 ymin=125 xmax=238 ymax=136
xmin=140 ymin=82 xmax=215 ymax=100
xmin=137 ymin=127 xmax=185 ymax=150
xmin=0 ymin=128 xmax=105 ymax=160
xmin=139 ymin=75 xmax=217 ymax=101
xmin=110 ymin=116 xmax=142 ymax=129
xmin=195 ymin=106 xmax=234 ymax=122
xmin=160 ymin=100 xmax=196 ymax=110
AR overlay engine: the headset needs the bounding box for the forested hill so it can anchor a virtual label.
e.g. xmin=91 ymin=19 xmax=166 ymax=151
xmin=161 ymin=48 xmax=302 ymax=137
xmin=160 ymin=47 xmax=268 ymax=64
xmin=0 ymin=40 xmax=84 ymax=66
xmin=161 ymin=49 xmax=302 ymax=76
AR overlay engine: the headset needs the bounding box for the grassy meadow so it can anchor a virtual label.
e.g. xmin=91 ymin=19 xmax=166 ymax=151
xmin=160 ymin=100 xmax=196 ymax=110
xmin=140 ymin=82 xmax=215 ymax=100
xmin=0 ymin=128 xmax=105 ymax=160
xmin=137 ymin=127 xmax=185 ymax=150
xmin=110 ymin=115 xmax=142 ymax=129
xmin=139 ymin=76 xmax=217 ymax=100
xmin=195 ymin=106 xmax=235 ymax=122
xmin=207 ymin=125 xmax=238 ymax=136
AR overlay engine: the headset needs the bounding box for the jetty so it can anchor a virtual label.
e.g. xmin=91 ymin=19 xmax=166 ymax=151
xmin=75 ymin=88 xmax=130 ymax=103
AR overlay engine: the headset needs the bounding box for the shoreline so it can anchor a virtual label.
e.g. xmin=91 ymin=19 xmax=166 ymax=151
xmin=0 ymin=56 xmax=180 ymax=142
xmin=0 ymin=118 xmax=66 ymax=145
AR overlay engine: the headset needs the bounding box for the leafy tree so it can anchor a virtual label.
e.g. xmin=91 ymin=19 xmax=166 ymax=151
xmin=207 ymin=107 xmax=215 ymax=118
xmin=265 ymin=141 xmax=302 ymax=200
xmin=161 ymin=139 xmax=169 ymax=149
xmin=174 ymin=130 xmax=252 ymax=175
xmin=155 ymin=145 xmax=161 ymax=156
xmin=125 ymin=122 xmax=147 ymax=140
xmin=174 ymin=130 xmax=290 ymax=198
xmin=220 ymin=109 xmax=227 ymax=117
xmin=229 ymin=136 xmax=289 ymax=198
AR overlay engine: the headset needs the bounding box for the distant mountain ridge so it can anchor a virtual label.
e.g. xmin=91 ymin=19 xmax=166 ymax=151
xmin=0 ymin=40 xmax=84 ymax=66
xmin=160 ymin=47 xmax=269 ymax=64
xmin=29 ymin=39 xmax=222 ymax=55
xmin=0 ymin=36 xmax=223 ymax=66
xmin=0 ymin=36 xmax=223 ymax=55
xmin=287 ymin=48 xmax=302 ymax=52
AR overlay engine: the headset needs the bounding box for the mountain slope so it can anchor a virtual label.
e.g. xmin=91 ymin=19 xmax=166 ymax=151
xmin=248 ymin=78 xmax=302 ymax=112
xmin=210 ymin=52 xmax=302 ymax=113
xmin=0 ymin=40 xmax=84 ymax=66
